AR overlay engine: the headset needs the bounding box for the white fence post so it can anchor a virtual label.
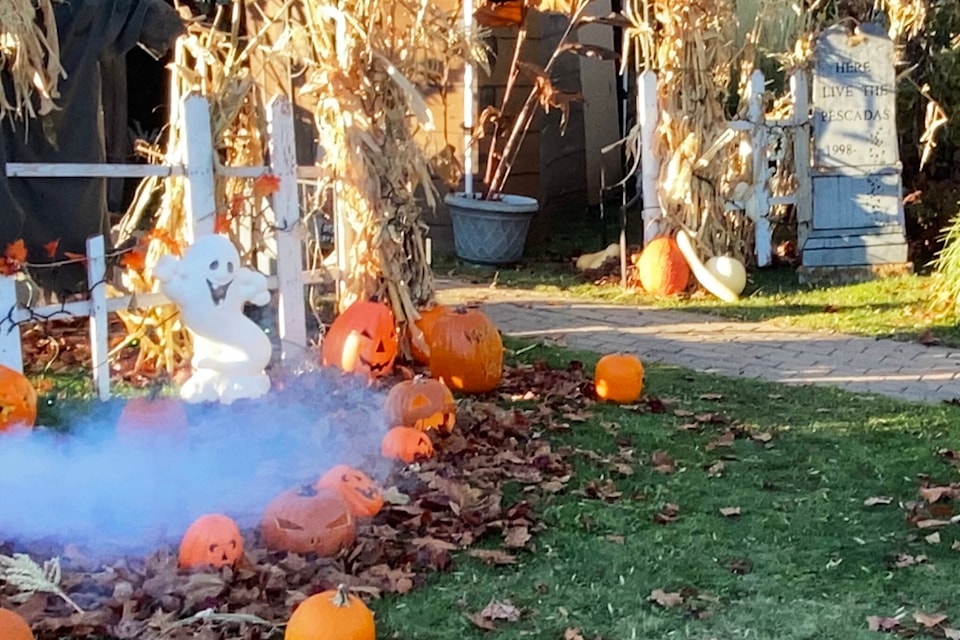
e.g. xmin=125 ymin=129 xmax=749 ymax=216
xmin=748 ymin=70 xmax=772 ymax=267
xmin=182 ymin=94 xmax=217 ymax=242
xmin=791 ymin=71 xmax=813 ymax=250
xmin=638 ymin=69 xmax=661 ymax=245
xmin=267 ymin=96 xmax=308 ymax=356
xmin=0 ymin=277 xmax=22 ymax=373
xmin=85 ymin=235 xmax=110 ymax=400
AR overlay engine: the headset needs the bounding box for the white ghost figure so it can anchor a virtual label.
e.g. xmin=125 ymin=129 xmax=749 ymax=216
xmin=153 ymin=235 xmax=272 ymax=404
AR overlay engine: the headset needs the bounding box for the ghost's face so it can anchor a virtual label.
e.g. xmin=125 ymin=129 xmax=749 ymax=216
xmin=177 ymin=236 xmax=242 ymax=308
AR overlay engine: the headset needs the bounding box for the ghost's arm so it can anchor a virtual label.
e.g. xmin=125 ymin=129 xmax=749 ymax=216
xmin=237 ymin=268 xmax=271 ymax=306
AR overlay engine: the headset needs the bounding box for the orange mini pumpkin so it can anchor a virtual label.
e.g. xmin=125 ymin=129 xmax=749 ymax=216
xmin=178 ymin=513 xmax=244 ymax=569
xmin=0 ymin=608 xmax=34 ymax=640
xmin=594 ymin=353 xmax=644 ymax=403
xmin=0 ymin=365 xmax=37 ymax=432
xmin=321 ymin=300 xmax=398 ymax=378
xmin=285 ymin=584 xmax=375 ymax=640
xmin=428 ymin=306 xmax=503 ymax=394
xmin=261 ymin=485 xmax=356 ymax=556
xmin=381 ymin=426 xmax=434 ymax=463
xmin=384 ymin=376 xmax=456 ymax=433
xmin=635 ymin=236 xmax=689 ymax=296
xmin=117 ymin=395 xmax=189 ymax=443
xmin=316 ymin=465 xmax=384 ymax=518
xmin=408 ymin=304 xmax=450 ymax=365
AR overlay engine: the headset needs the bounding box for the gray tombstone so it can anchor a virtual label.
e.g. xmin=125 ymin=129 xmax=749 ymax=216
xmin=801 ymin=22 xmax=910 ymax=279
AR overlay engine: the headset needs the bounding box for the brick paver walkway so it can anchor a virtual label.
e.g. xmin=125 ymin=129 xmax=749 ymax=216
xmin=435 ymin=279 xmax=960 ymax=405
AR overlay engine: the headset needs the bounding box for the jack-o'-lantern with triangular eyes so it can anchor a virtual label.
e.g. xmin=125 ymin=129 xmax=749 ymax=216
xmin=261 ymin=485 xmax=356 ymax=556
xmin=178 ymin=514 xmax=244 ymax=569
xmin=384 ymin=376 xmax=456 ymax=434
xmin=0 ymin=365 xmax=37 ymax=433
xmin=321 ymin=300 xmax=398 ymax=379
xmin=316 ymin=465 xmax=384 ymax=518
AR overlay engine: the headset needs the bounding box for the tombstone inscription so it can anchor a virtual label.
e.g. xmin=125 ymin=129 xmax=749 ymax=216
xmin=801 ymin=22 xmax=910 ymax=276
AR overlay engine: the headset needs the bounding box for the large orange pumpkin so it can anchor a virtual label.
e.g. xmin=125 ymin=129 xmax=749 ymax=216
xmin=316 ymin=465 xmax=384 ymax=518
xmin=0 ymin=608 xmax=34 ymax=640
xmin=384 ymin=376 xmax=456 ymax=433
xmin=285 ymin=584 xmax=375 ymax=640
xmin=261 ymin=485 xmax=356 ymax=556
xmin=594 ymin=353 xmax=644 ymax=403
xmin=116 ymin=395 xmax=189 ymax=443
xmin=321 ymin=300 xmax=398 ymax=378
xmin=0 ymin=365 xmax=37 ymax=432
xmin=381 ymin=426 xmax=434 ymax=463
xmin=636 ymin=236 xmax=689 ymax=296
xmin=408 ymin=304 xmax=450 ymax=365
xmin=178 ymin=514 xmax=244 ymax=569
xmin=428 ymin=306 xmax=503 ymax=394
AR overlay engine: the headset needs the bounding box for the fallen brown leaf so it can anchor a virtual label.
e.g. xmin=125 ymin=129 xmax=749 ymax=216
xmin=654 ymin=503 xmax=680 ymax=525
xmin=648 ymin=589 xmax=684 ymax=608
xmin=866 ymin=616 xmax=901 ymax=632
xmin=705 ymin=430 xmax=736 ymax=451
xmin=651 ymin=450 xmax=677 ymax=474
xmin=914 ymin=611 xmax=948 ymax=628
xmin=480 ymin=599 xmax=521 ymax=622
xmin=719 ymin=507 xmax=741 ymax=517
xmin=863 ymin=496 xmax=893 ymax=506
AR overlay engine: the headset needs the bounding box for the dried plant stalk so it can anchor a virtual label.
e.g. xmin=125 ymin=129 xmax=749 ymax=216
xmin=0 ymin=0 xmax=64 ymax=119
xmin=0 ymin=553 xmax=83 ymax=613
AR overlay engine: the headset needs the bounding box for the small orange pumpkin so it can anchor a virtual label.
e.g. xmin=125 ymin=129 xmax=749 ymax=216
xmin=408 ymin=304 xmax=450 ymax=364
xmin=381 ymin=426 xmax=434 ymax=463
xmin=316 ymin=465 xmax=384 ymax=518
xmin=117 ymin=395 xmax=189 ymax=443
xmin=428 ymin=306 xmax=503 ymax=394
xmin=0 ymin=365 xmax=37 ymax=432
xmin=384 ymin=376 xmax=456 ymax=433
xmin=321 ymin=300 xmax=398 ymax=378
xmin=178 ymin=513 xmax=244 ymax=569
xmin=285 ymin=584 xmax=375 ymax=640
xmin=635 ymin=236 xmax=689 ymax=296
xmin=261 ymin=485 xmax=356 ymax=556
xmin=0 ymin=608 xmax=34 ymax=640
xmin=594 ymin=353 xmax=644 ymax=403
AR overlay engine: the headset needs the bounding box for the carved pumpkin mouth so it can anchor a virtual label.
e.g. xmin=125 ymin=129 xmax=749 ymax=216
xmin=206 ymin=278 xmax=233 ymax=305
xmin=358 ymin=355 xmax=392 ymax=373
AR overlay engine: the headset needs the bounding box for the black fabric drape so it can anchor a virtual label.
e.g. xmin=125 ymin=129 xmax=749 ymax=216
xmin=0 ymin=0 xmax=183 ymax=296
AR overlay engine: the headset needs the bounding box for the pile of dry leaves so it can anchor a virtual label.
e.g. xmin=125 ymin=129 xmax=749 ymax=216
xmin=0 ymin=361 xmax=598 ymax=639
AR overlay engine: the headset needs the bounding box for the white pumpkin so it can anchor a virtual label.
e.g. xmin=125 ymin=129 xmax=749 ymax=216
xmin=705 ymin=256 xmax=747 ymax=295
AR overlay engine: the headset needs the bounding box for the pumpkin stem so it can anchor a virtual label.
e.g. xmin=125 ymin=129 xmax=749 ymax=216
xmin=296 ymin=484 xmax=318 ymax=497
xmin=332 ymin=583 xmax=352 ymax=607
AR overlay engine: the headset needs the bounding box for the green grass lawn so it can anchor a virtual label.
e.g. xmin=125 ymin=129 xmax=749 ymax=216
xmin=373 ymin=339 xmax=960 ymax=639
xmin=435 ymin=256 xmax=960 ymax=348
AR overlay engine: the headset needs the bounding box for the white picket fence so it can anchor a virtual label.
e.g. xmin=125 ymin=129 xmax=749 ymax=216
xmin=637 ymin=68 xmax=813 ymax=266
xmin=0 ymin=94 xmax=326 ymax=400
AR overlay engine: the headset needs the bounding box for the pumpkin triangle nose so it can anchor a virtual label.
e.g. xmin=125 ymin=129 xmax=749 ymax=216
xmin=376 ymin=341 xmax=385 ymax=353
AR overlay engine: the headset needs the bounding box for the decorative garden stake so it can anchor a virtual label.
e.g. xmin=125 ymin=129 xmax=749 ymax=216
xmin=153 ymin=235 xmax=272 ymax=404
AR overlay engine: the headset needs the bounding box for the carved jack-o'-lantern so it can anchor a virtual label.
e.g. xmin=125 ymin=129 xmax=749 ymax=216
xmin=178 ymin=513 xmax=244 ymax=569
xmin=116 ymin=395 xmax=189 ymax=443
xmin=0 ymin=365 xmax=37 ymax=433
xmin=381 ymin=426 xmax=435 ymax=463
xmin=321 ymin=301 xmax=398 ymax=378
xmin=428 ymin=306 xmax=503 ymax=394
xmin=316 ymin=465 xmax=384 ymax=518
xmin=384 ymin=376 xmax=456 ymax=433
xmin=261 ymin=485 xmax=356 ymax=556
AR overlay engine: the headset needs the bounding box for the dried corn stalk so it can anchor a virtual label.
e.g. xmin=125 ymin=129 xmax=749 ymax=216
xmin=0 ymin=0 xmax=64 ymax=119
xmin=647 ymin=0 xmax=750 ymax=260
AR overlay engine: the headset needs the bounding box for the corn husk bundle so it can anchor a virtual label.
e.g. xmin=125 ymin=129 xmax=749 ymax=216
xmin=0 ymin=0 xmax=63 ymax=119
xmin=114 ymin=0 xmax=481 ymax=375
xmin=645 ymin=0 xmax=752 ymax=261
